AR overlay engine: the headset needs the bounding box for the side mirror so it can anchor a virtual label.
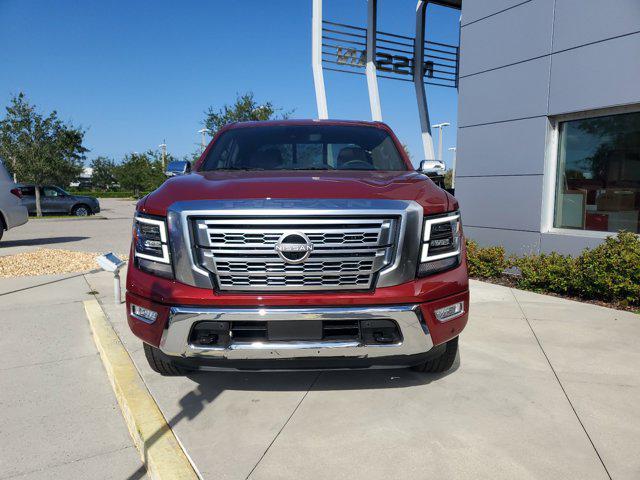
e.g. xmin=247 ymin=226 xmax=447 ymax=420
xmin=417 ymin=159 xmax=445 ymax=174
xmin=165 ymin=160 xmax=192 ymax=177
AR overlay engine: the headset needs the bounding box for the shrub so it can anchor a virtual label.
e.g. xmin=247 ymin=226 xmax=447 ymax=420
xmin=69 ymin=190 xmax=151 ymax=199
xmin=574 ymin=231 xmax=640 ymax=306
xmin=466 ymin=239 xmax=509 ymax=278
xmin=467 ymin=232 xmax=639 ymax=308
xmin=514 ymin=252 xmax=576 ymax=296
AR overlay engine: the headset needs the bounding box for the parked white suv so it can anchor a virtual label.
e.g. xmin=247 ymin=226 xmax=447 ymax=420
xmin=0 ymin=158 xmax=28 ymax=242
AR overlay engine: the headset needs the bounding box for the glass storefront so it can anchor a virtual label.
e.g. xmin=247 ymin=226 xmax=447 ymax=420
xmin=554 ymin=111 xmax=640 ymax=234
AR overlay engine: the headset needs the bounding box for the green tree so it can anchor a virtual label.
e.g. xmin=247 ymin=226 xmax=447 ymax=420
xmin=204 ymin=92 xmax=291 ymax=137
xmin=115 ymin=150 xmax=165 ymax=197
xmin=402 ymin=144 xmax=413 ymax=162
xmin=184 ymin=148 xmax=202 ymax=164
xmin=90 ymin=156 xmax=117 ymax=190
xmin=444 ymin=169 xmax=453 ymax=189
xmin=0 ymin=93 xmax=86 ymax=216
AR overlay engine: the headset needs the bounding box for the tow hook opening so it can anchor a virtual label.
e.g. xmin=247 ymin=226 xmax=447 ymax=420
xmin=190 ymin=321 xmax=230 ymax=347
xmin=361 ymin=320 xmax=402 ymax=345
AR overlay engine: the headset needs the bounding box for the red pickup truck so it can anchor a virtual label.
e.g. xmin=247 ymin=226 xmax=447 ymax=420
xmin=126 ymin=120 xmax=469 ymax=375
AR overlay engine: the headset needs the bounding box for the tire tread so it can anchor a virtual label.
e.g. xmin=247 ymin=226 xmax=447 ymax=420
xmin=143 ymin=343 xmax=188 ymax=376
xmin=412 ymin=336 xmax=458 ymax=373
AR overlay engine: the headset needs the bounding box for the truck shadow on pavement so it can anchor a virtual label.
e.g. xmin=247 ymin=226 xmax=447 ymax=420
xmin=125 ymin=358 xmax=460 ymax=479
xmin=0 ymin=236 xmax=89 ymax=248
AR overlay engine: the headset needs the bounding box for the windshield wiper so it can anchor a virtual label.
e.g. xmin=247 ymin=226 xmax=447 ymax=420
xmin=295 ymin=166 xmax=335 ymax=170
xmin=217 ymin=167 xmax=265 ymax=171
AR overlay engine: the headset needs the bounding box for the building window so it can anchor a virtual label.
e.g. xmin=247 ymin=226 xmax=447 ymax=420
xmin=554 ymin=111 xmax=640 ymax=234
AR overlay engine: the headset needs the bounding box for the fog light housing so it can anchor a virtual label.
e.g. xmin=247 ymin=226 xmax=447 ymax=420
xmin=434 ymin=301 xmax=465 ymax=322
xmin=131 ymin=304 xmax=159 ymax=324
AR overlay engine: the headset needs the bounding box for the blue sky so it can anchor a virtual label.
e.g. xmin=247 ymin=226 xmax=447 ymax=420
xmin=0 ymin=0 xmax=460 ymax=168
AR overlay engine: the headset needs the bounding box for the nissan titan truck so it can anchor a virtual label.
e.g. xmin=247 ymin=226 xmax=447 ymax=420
xmin=126 ymin=120 xmax=469 ymax=375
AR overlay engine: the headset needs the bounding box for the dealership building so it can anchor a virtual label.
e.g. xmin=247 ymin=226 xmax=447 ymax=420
xmin=455 ymin=0 xmax=640 ymax=254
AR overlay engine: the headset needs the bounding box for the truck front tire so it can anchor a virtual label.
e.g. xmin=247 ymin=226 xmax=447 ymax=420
xmin=143 ymin=343 xmax=192 ymax=376
xmin=411 ymin=337 xmax=458 ymax=373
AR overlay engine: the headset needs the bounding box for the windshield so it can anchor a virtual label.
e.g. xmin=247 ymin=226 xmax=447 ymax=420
xmin=200 ymin=125 xmax=408 ymax=171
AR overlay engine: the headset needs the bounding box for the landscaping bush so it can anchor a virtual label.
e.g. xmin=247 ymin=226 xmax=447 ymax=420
xmin=71 ymin=190 xmax=131 ymax=198
xmin=68 ymin=190 xmax=151 ymax=199
xmin=573 ymin=231 xmax=640 ymax=306
xmin=465 ymin=239 xmax=509 ymax=279
xmin=514 ymin=252 xmax=576 ymax=296
xmin=466 ymin=231 xmax=640 ymax=308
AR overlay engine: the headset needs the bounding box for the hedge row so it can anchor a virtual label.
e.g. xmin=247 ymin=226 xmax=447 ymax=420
xmin=69 ymin=190 xmax=151 ymax=198
xmin=466 ymin=231 xmax=640 ymax=307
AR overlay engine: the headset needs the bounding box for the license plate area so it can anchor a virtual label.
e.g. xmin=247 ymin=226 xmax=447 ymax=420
xmin=267 ymin=321 xmax=322 ymax=341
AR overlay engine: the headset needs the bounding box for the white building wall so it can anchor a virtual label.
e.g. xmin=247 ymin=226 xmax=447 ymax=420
xmin=456 ymin=0 xmax=640 ymax=255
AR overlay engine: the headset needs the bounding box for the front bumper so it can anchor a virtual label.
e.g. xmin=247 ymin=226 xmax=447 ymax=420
xmin=162 ymin=305 xmax=432 ymax=359
xmin=126 ymin=289 xmax=469 ymax=369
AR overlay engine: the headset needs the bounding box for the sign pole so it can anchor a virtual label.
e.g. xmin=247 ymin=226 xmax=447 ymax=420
xmin=414 ymin=0 xmax=436 ymax=161
xmin=312 ymin=0 xmax=329 ymax=119
xmin=366 ymin=0 xmax=382 ymax=121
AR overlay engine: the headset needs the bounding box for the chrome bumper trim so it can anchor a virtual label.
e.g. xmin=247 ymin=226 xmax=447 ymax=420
xmin=159 ymin=305 xmax=433 ymax=360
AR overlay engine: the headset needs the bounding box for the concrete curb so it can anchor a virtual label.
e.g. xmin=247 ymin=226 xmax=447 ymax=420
xmin=83 ymin=299 xmax=199 ymax=480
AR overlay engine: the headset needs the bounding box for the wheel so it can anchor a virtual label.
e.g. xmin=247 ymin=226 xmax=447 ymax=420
xmin=411 ymin=337 xmax=459 ymax=373
xmin=71 ymin=204 xmax=91 ymax=216
xmin=143 ymin=342 xmax=191 ymax=376
xmin=0 ymin=218 xmax=4 ymax=241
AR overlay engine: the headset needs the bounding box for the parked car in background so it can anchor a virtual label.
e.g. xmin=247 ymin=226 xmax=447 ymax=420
xmin=0 ymin=158 xmax=28 ymax=241
xmin=19 ymin=185 xmax=101 ymax=216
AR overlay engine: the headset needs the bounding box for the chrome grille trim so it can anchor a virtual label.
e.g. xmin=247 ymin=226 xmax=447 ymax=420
xmin=194 ymin=217 xmax=395 ymax=291
xmin=166 ymin=199 xmax=424 ymax=291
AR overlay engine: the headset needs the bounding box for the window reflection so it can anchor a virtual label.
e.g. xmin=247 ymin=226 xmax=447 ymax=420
xmin=554 ymin=111 xmax=640 ymax=234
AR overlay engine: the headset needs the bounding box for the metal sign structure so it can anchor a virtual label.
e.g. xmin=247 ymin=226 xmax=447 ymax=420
xmin=312 ymin=0 xmax=461 ymax=160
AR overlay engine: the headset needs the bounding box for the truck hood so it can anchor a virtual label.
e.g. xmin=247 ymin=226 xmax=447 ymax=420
xmin=140 ymin=170 xmax=454 ymax=216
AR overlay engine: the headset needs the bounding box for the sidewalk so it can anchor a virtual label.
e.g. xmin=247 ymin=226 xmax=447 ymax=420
xmin=86 ymin=270 xmax=640 ymax=480
xmin=0 ymin=274 xmax=145 ymax=480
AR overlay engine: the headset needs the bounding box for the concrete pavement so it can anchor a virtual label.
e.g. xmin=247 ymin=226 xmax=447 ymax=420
xmin=3 ymin=196 xmax=638 ymax=479
xmin=0 ymin=273 xmax=145 ymax=480
xmin=86 ymin=269 xmax=640 ymax=480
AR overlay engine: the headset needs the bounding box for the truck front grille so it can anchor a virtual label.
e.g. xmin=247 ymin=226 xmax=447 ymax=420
xmin=192 ymin=217 xmax=398 ymax=291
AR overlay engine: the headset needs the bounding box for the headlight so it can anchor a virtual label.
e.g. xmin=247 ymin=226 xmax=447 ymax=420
xmin=417 ymin=212 xmax=461 ymax=277
xmin=133 ymin=213 xmax=173 ymax=279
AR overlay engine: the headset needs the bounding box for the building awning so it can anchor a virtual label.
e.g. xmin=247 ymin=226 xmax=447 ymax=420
xmin=432 ymin=0 xmax=462 ymax=9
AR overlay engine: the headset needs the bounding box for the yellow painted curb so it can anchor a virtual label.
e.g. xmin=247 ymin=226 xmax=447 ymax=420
xmin=83 ymin=299 xmax=199 ymax=480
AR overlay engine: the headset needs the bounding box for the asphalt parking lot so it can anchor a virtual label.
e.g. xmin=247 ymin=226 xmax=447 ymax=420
xmin=1 ymin=198 xmax=639 ymax=479
xmin=0 ymin=198 xmax=136 ymax=256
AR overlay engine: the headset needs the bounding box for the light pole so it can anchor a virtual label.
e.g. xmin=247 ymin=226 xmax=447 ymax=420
xmin=448 ymin=146 xmax=457 ymax=189
xmin=432 ymin=122 xmax=450 ymax=161
xmin=198 ymin=128 xmax=210 ymax=152
xmin=11 ymin=156 xmax=17 ymax=183
xmin=159 ymin=141 xmax=167 ymax=169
